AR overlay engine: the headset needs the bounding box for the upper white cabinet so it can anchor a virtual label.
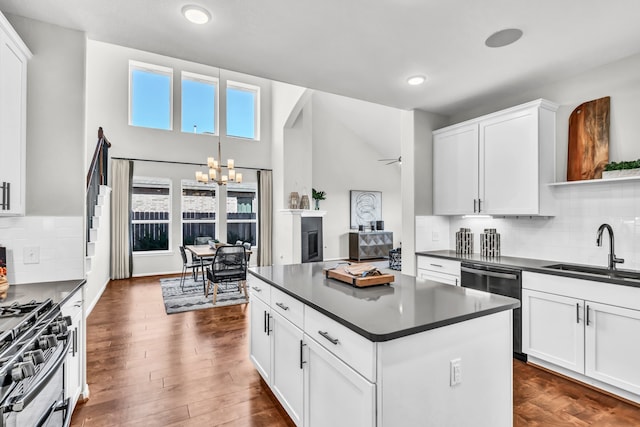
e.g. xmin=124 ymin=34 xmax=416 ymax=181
xmin=433 ymin=99 xmax=558 ymax=216
xmin=0 ymin=12 xmax=31 ymax=216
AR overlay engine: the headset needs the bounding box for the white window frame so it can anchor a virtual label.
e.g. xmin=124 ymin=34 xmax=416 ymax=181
xmin=131 ymin=177 xmax=172 ymax=254
xmin=128 ymin=60 xmax=174 ymax=130
xmin=226 ymin=181 xmax=259 ymax=248
xmin=181 ymin=71 xmax=219 ymax=135
xmin=226 ymin=80 xmax=261 ymax=141
xmin=181 ymin=180 xmax=217 ymax=245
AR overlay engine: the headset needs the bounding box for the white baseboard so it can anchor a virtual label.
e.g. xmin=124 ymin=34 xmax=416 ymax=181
xmin=85 ymin=276 xmax=110 ymax=316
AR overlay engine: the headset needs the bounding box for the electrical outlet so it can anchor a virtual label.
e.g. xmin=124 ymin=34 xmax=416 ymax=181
xmin=23 ymin=246 xmax=40 ymax=264
xmin=432 ymin=231 xmax=440 ymax=242
xmin=450 ymin=358 xmax=462 ymax=386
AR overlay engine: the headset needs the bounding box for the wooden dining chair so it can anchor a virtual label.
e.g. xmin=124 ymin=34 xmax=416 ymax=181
xmin=205 ymin=245 xmax=248 ymax=304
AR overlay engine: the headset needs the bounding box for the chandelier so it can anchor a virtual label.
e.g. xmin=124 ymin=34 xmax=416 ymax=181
xmin=195 ymin=140 xmax=242 ymax=185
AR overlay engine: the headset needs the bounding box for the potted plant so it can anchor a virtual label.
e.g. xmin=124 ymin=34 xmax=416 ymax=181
xmin=312 ymin=188 xmax=326 ymax=210
xmin=602 ymin=159 xmax=640 ymax=179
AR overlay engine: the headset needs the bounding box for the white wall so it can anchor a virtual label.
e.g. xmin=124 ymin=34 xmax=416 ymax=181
xmin=311 ymin=92 xmax=402 ymax=260
xmin=6 ymin=14 xmax=86 ymax=217
xmin=85 ymin=40 xmax=272 ymax=275
xmin=421 ymin=51 xmax=640 ymax=270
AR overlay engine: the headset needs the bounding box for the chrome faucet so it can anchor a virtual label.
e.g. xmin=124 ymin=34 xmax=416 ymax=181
xmin=596 ymin=223 xmax=624 ymax=270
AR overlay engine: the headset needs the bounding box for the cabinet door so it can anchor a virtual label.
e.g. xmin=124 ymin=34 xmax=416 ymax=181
xmin=64 ymin=312 xmax=81 ymax=404
xmin=522 ymin=289 xmax=584 ymax=373
xmin=433 ymin=124 xmax=479 ymax=215
xmin=0 ymin=35 xmax=26 ymax=216
xmin=249 ymin=296 xmax=271 ymax=383
xmin=479 ymin=107 xmax=538 ymax=215
xmin=585 ymin=302 xmax=640 ymax=395
xmin=271 ymin=311 xmax=304 ymax=426
xmin=304 ymin=337 xmax=375 ymax=427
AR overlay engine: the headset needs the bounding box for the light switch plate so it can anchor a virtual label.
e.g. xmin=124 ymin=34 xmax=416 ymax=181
xmin=23 ymin=246 xmax=40 ymax=264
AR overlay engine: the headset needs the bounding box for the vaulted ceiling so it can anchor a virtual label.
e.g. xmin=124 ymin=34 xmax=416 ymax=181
xmin=1 ymin=0 xmax=639 ymax=115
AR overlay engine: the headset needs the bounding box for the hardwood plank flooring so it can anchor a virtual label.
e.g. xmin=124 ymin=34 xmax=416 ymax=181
xmin=71 ymin=276 xmax=640 ymax=426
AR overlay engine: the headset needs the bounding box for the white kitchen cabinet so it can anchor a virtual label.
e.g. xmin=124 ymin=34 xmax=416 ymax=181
xmin=416 ymin=255 xmax=460 ymax=286
xmin=271 ymin=311 xmax=304 ymax=426
xmin=523 ymin=271 xmax=640 ymax=401
xmin=585 ymin=302 xmax=640 ymax=395
xmin=249 ymin=294 xmax=272 ymax=383
xmin=522 ymin=289 xmax=584 ymax=373
xmin=0 ymin=12 xmax=31 ymax=216
xmin=303 ymin=336 xmax=375 ymax=427
xmin=61 ymin=288 xmax=84 ymax=409
xmin=432 ymin=123 xmax=478 ymax=215
xmin=433 ymin=99 xmax=557 ymax=216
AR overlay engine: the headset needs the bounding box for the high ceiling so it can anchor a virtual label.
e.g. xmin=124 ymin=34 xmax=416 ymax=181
xmin=1 ymin=0 xmax=640 ymax=115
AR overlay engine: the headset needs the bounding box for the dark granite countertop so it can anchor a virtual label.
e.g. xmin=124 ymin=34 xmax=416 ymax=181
xmin=249 ymin=263 xmax=519 ymax=342
xmin=416 ymin=250 xmax=640 ymax=288
xmin=2 ymin=280 xmax=85 ymax=306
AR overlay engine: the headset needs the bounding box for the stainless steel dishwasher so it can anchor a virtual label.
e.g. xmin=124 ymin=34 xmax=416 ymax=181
xmin=460 ymin=262 xmax=525 ymax=361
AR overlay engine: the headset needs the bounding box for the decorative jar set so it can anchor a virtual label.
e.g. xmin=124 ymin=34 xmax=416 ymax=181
xmin=455 ymin=228 xmax=501 ymax=257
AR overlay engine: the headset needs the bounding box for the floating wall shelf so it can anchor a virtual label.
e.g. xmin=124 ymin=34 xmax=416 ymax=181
xmin=548 ymin=175 xmax=640 ymax=187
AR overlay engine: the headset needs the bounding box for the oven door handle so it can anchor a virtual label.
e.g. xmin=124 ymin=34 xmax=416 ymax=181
xmin=461 ymin=266 xmax=518 ymax=281
xmin=34 ymin=398 xmax=72 ymax=427
xmin=7 ymin=334 xmax=72 ymax=412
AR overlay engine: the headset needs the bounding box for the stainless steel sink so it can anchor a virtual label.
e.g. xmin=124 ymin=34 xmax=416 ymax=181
xmin=543 ymin=263 xmax=640 ymax=282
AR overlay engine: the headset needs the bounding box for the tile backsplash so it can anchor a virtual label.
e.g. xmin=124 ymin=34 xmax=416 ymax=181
xmin=0 ymin=216 xmax=84 ymax=284
xmin=419 ymin=180 xmax=640 ymax=270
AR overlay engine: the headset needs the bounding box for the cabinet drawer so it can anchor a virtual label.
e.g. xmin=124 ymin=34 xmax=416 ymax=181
xmin=248 ymin=274 xmax=271 ymax=304
xmin=304 ymin=307 xmax=376 ymax=382
xmin=417 ymin=269 xmax=459 ymax=286
xmin=60 ymin=292 xmax=83 ymax=319
xmin=416 ymin=256 xmax=460 ymax=276
xmin=271 ymin=287 xmax=304 ymax=329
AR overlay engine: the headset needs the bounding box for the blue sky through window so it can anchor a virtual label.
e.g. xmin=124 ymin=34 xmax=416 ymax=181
xmin=227 ymin=87 xmax=256 ymax=139
xmin=131 ymin=69 xmax=171 ymax=130
xmin=182 ymin=79 xmax=215 ymax=134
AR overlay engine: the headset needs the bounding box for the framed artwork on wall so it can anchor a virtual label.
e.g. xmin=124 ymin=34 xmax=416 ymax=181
xmin=350 ymin=190 xmax=382 ymax=229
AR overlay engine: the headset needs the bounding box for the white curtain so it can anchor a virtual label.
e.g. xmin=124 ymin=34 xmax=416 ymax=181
xmin=257 ymin=170 xmax=272 ymax=266
xmin=111 ymin=159 xmax=133 ymax=279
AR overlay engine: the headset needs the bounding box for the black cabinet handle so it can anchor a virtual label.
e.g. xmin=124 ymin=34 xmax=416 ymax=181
xmin=318 ymin=330 xmax=339 ymax=345
xmin=263 ymin=310 xmax=267 ymax=334
xmin=299 ymin=340 xmax=307 ymax=369
xmin=478 ymin=198 xmax=482 ymax=213
xmin=275 ymin=302 xmax=289 ymax=311
xmin=586 ymin=305 xmax=590 ymax=326
xmin=1 ymin=182 xmax=9 ymax=211
xmin=576 ymin=303 xmax=580 ymax=324
xmin=429 ymin=263 xmax=443 ymax=268
xmin=252 ymin=286 xmax=262 ymax=292
xmin=473 ymin=199 xmax=477 ymax=213
xmin=267 ymin=314 xmax=272 ymax=336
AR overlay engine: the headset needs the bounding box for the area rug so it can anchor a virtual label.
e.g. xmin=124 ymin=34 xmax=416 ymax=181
xmin=159 ymin=276 xmax=249 ymax=314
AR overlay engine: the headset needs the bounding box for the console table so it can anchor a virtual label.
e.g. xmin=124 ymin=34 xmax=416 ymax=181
xmin=349 ymin=231 xmax=393 ymax=261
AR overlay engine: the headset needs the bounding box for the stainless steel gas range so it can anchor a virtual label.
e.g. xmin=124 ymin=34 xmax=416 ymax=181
xmin=0 ymin=299 xmax=74 ymax=426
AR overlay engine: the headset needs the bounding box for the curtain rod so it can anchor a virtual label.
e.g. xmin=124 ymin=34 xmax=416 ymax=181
xmin=111 ymin=156 xmax=272 ymax=172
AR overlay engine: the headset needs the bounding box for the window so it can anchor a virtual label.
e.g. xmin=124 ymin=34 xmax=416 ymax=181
xmin=131 ymin=177 xmax=171 ymax=252
xmin=227 ymin=80 xmax=260 ymax=140
xmin=182 ymin=180 xmax=216 ymax=245
xmin=129 ymin=61 xmax=173 ymax=130
xmin=181 ymin=71 xmax=218 ymax=134
xmin=226 ymin=182 xmax=257 ymax=246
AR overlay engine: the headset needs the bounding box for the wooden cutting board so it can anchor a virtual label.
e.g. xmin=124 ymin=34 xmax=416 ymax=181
xmin=567 ymin=96 xmax=610 ymax=181
xmin=324 ymin=264 xmax=394 ymax=287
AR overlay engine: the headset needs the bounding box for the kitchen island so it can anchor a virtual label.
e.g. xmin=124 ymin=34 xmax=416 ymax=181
xmin=248 ymin=262 xmax=519 ymax=427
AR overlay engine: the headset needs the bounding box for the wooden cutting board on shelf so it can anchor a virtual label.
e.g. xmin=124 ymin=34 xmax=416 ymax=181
xmin=567 ymin=96 xmax=610 ymax=181
xmin=323 ymin=264 xmax=394 ymax=287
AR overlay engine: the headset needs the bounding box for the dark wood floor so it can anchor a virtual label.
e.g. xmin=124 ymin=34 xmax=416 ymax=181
xmin=71 ymin=276 xmax=640 ymax=426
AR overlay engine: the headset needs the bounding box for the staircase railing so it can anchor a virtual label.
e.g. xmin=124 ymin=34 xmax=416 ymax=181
xmin=86 ymin=127 xmax=111 ymax=254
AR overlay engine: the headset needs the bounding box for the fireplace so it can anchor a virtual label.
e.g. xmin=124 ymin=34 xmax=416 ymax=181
xmin=301 ymin=217 xmax=323 ymax=263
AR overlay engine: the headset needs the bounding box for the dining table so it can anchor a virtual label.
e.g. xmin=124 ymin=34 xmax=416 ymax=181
xmin=185 ymin=244 xmax=252 ymax=288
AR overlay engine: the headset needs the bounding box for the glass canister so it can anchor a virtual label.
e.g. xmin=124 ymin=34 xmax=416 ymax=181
xmin=455 ymin=228 xmax=473 ymax=254
xmin=481 ymin=228 xmax=501 ymax=257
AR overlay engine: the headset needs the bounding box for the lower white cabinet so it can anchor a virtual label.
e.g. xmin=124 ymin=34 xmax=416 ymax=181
xmin=523 ymin=272 xmax=640 ymax=400
xmin=585 ymin=302 xmax=640 ymax=395
xmin=416 ymin=255 xmax=460 ymax=286
xmin=271 ymin=311 xmax=304 ymax=426
xmin=304 ymin=337 xmax=375 ymax=427
xmin=61 ymin=288 xmax=84 ymax=408
xmin=522 ymin=289 xmax=584 ymax=372
xmin=249 ymin=294 xmax=271 ymax=383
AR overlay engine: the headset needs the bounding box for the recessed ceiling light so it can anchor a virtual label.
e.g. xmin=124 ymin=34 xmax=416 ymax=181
xmin=407 ymin=75 xmax=426 ymax=86
xmin=485 ymin=28 xmax=523 ymax=48
xmin=182 ymin=5 xmax=211 ymax=25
